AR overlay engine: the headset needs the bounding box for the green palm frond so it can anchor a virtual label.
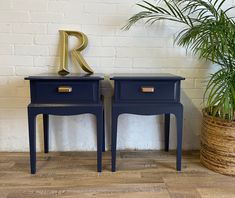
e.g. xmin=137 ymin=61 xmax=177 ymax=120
xmin=124 ymin=0 xmax=235 ymax=120
xmin=205 ymin=68 xmax=235 ymax=120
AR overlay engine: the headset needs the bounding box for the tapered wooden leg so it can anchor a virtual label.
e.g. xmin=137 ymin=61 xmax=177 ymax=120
xmin=111 ymin=110 xmax=118 ymax=172
xmin=164 ymin=114 xmax=170 ymax=151
xmin=28 ymin=109 xmax=37 ymax=174
xmin=102 ymin=110 xmax=105 ymax=152
xmin=175 ymin=110 xmax=183 ymax=171
xmin=43 ymin=114 xmax=49 ymax=153
xmin=96 ymin=110 xmax=103 ymax=172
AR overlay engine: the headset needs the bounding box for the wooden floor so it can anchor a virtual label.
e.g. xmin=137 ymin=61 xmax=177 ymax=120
xmin=0 ymin=151 xmax=235 ymax=198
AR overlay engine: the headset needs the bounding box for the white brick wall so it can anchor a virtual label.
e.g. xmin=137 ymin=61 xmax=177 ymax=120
xmin=0 ymin=0 xmax=234 ymax=151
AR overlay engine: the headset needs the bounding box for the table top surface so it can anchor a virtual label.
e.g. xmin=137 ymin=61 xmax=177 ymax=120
xmin=25 ymin=73 xmax=185 ymax=80
xmin=25 ymin=73 xmax=105 ymax=80
xmin=110 ymin=73 xmax=185 ymax=80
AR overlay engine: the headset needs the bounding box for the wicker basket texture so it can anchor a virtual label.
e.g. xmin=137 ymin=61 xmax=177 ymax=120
xmin=201 ymin=110 xmax=235 ymax=176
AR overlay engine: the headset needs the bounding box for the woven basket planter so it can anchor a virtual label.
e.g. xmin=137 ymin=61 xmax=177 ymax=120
xmin=200 ymin=110 xmax=235 ymax=176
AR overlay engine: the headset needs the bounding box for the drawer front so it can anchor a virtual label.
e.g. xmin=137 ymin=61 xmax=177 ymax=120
xmin=115 ymin=80 xmax=180 ymax=103
xmin=30 ymin=80 xmax=99 ymax=104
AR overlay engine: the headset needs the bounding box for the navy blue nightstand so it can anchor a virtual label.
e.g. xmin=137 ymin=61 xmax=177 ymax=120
xmin=25 ymin=74 xmax=104 ymax=174
xmin=110 ymin=73 xmax=185 ymax=172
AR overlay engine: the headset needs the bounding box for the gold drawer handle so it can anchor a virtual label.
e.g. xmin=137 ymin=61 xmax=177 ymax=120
xmin=141 ymin=87 xmax=155 ymax=93
xmin=58 ymin=86 xmax=72 ymax=93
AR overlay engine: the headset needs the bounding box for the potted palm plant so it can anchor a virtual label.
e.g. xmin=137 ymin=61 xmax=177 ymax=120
xmin=124 ymin=0 xmax=235 ymax=175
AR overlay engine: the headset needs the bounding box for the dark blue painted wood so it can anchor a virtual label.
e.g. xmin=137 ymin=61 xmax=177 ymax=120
xmin=111 ymin=73 xmax=185 ymax=172
xmin=43 ymin=114 xmax=49 ymax=153
xmin=29 ymin=80 xmax=100 ymax=104
xmin=164 ymin=114 xmax=170 ymax=152
xmin=96 ymin=109 xmax=103 ymax=172
xmin=28 ymin=109 xmax=36 ymax=174
xmin=25 ymin=73 xmax=104 ymax=80
xmin=25 ymin=74 xmax=104 ymax=174
xmin=115 ymin=80 xmax=180 ymax=103
xmin=175 ymin=109 xmax=183 ymax=171
xmin=102 ymin=108 xmax=105 ymax=152
xmin=110 ymin=73 xmax=185 ymax=80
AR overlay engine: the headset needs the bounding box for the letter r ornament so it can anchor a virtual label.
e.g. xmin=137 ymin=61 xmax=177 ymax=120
xmin=58 ymin=30 xmax=94 ymax=75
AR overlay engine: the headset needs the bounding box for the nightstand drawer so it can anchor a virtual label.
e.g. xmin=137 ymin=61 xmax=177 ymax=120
xmin=115 ymin=80 xmax=180 ymax=103
xmin=30 ymin=80 xmax=99 ymax=104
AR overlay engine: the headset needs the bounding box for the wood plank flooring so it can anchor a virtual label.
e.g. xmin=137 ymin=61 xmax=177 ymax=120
xmin=0 ymin=151 xmax=235 ymax=198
